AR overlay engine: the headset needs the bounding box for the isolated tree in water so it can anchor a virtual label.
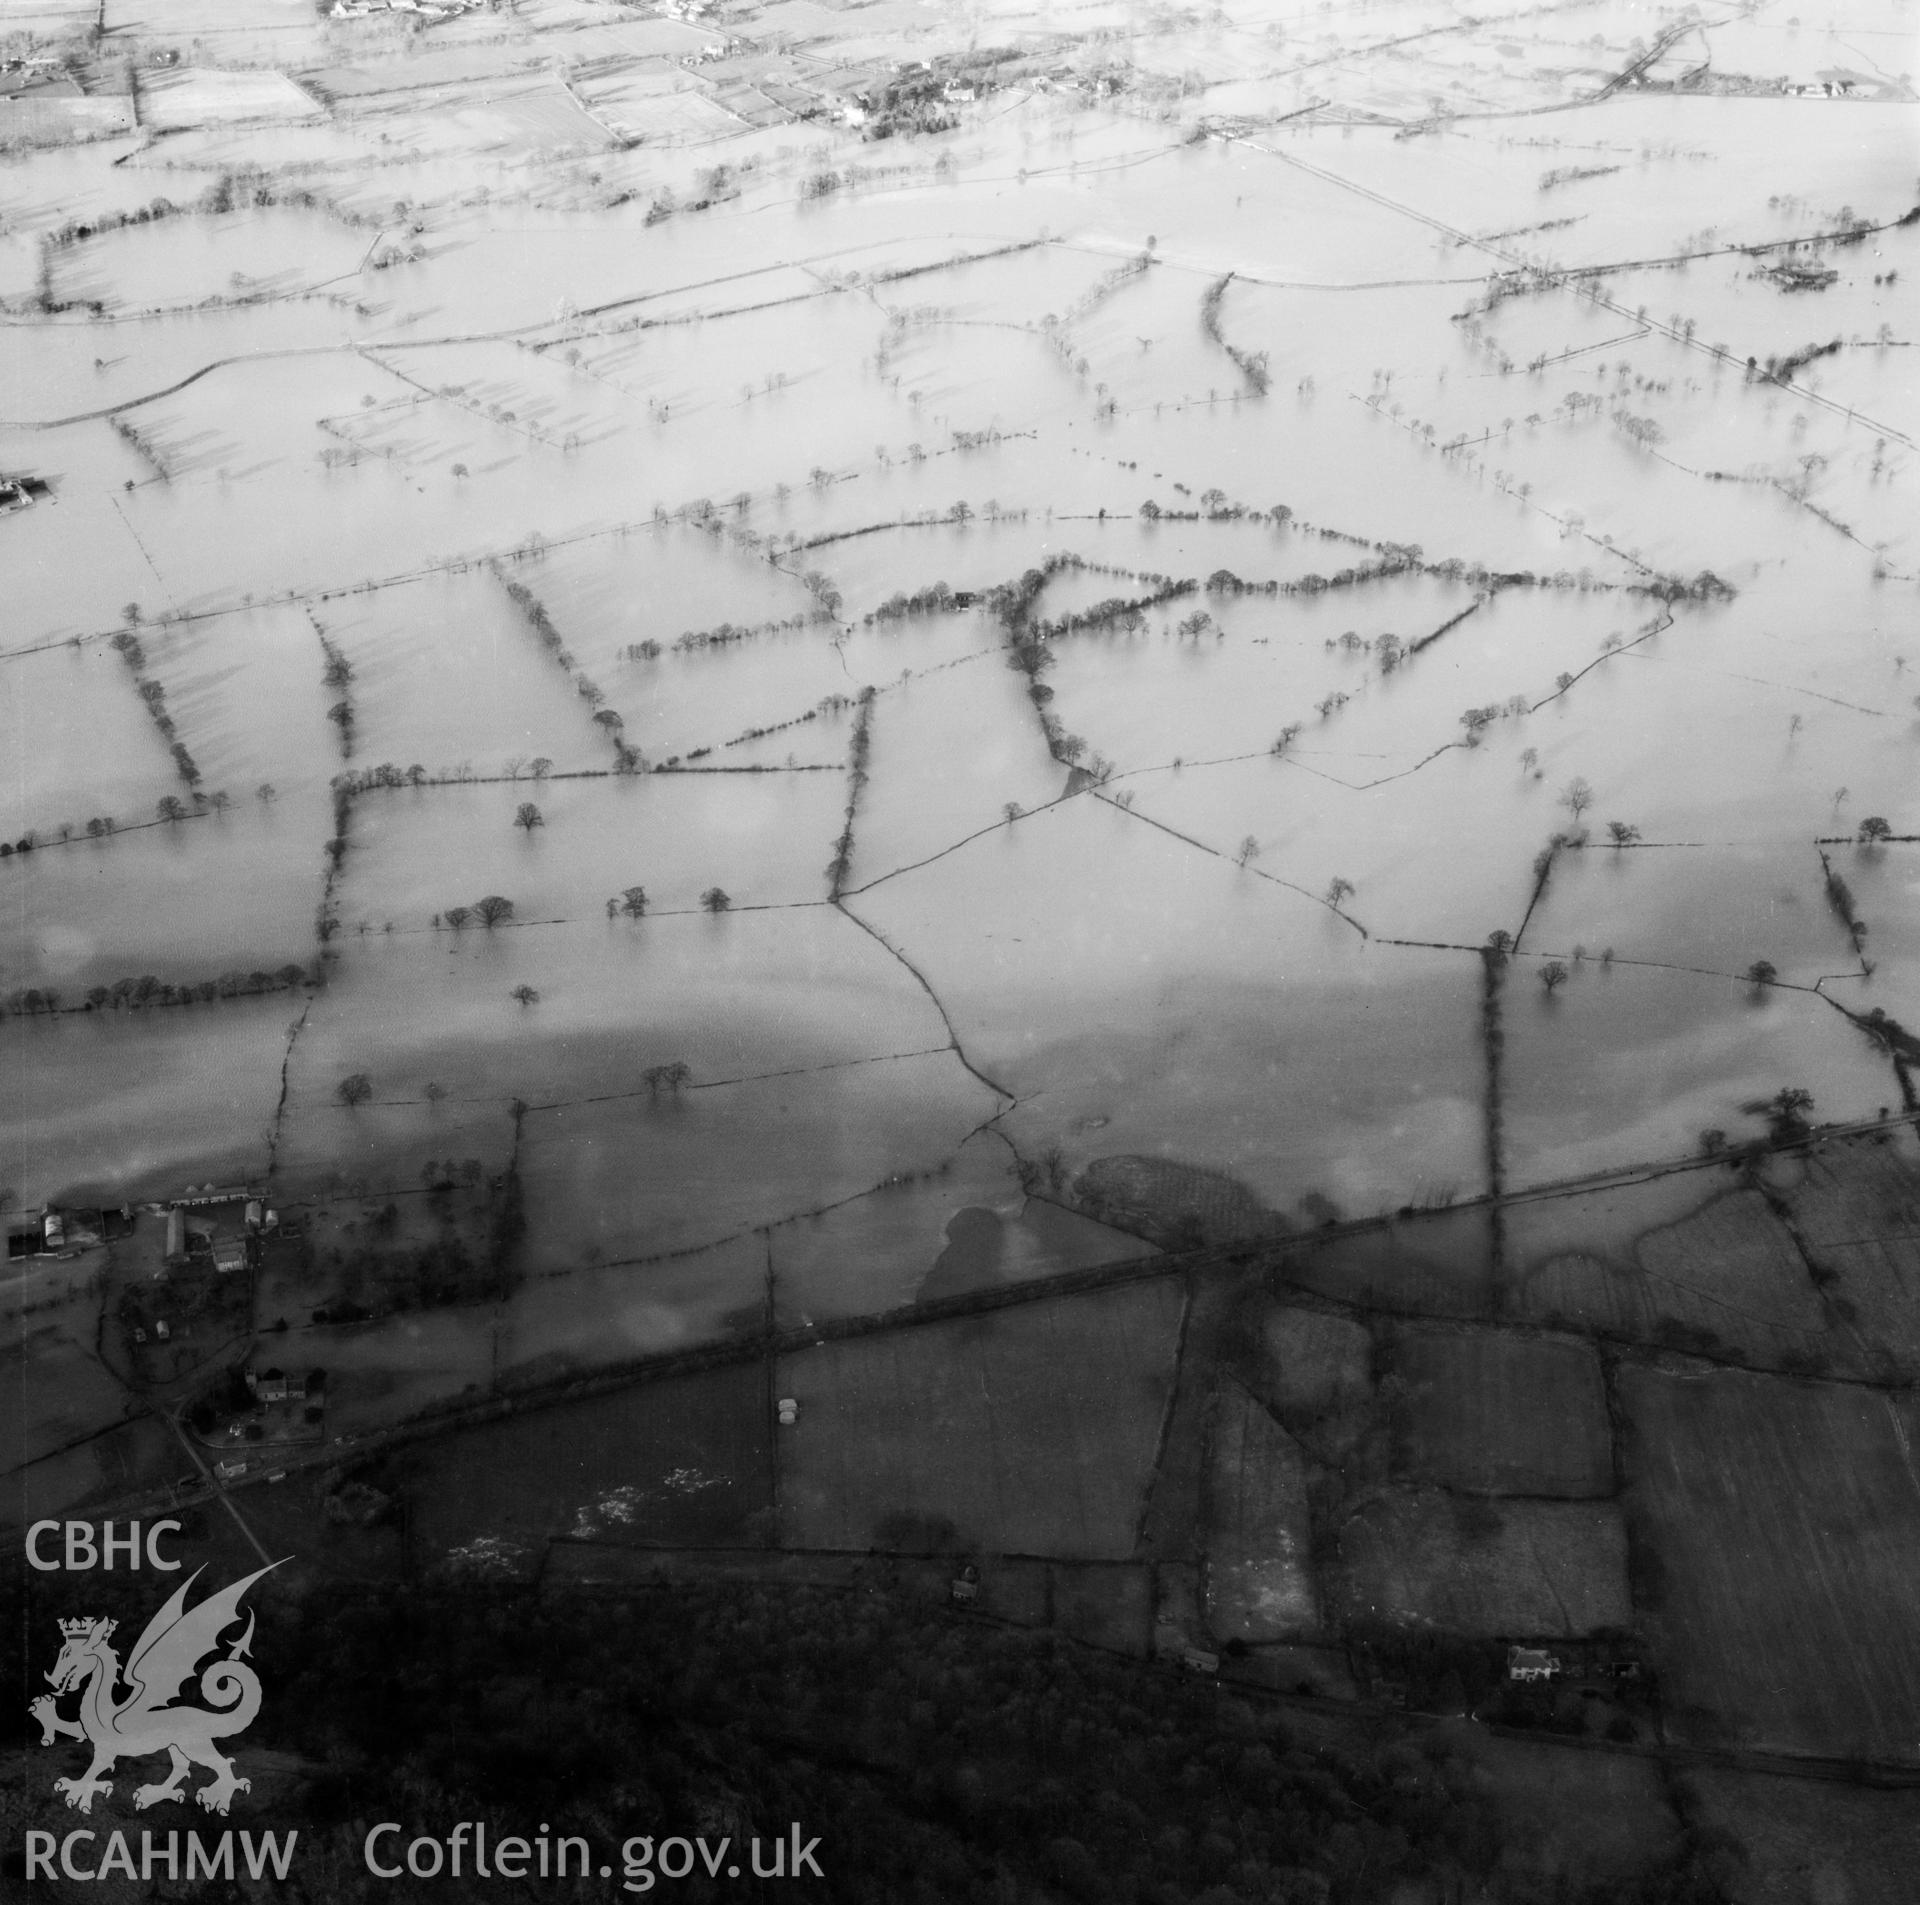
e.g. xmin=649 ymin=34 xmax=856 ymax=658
xmin=1539 ymin=961 xmax=1570 ymax=995
xmin=475 ymin=895 xmax=514 ymax=927
xmin=1746 ymin=960 xmax=1777 ymax=992
xmin=336 ymin=1073 xmax=373 ymax=1108
xmin=700 ymin=887 xmax=731 ymax=914
xmin=514 ymin=803 xmax=544 ymax=832
xmin=620 ymin=886 xmax=648 ymax=918
xmin=510 ymin=985 xmax=540 ymax=1007
xmin=1605 ymin=820 xmax=1641 ymax=848
xmin=1858 ymin=816 xmax=1892 ymax=844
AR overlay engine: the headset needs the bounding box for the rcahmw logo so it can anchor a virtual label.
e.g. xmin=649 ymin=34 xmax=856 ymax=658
xmin=27 ymin=1559 xmax=285 ymax=1819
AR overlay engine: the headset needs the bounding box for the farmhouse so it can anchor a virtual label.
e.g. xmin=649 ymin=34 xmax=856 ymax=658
xmin=1507 ymin=1646 xmax=1563 ymax=1683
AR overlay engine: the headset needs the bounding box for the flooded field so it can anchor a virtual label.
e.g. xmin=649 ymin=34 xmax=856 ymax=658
xmin=4 ymin=0 xmax=1912 ymax=1297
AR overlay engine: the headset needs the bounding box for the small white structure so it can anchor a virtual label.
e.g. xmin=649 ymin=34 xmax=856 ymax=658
xmin=1181 ymin=1647 xmax=1220 ymax=1675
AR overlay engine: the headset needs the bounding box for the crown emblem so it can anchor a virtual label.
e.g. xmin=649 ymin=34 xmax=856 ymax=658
xmin=59 ymin=1617 xmax=112 ymax=1639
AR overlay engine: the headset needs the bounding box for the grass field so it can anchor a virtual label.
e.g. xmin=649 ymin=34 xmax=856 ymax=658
xmin=1682 ymin=1767 xmax=1920 ymax=1905
xmin=775 ymin=1278 xmax=1185 ymax=1559
xmin=1285 ymin=1206 xmax=1496 ymax=1319
xmin=1392 ymin=1326 xmax=1613 ymax=1498
xmin=403 ymin=1360 xmax=772 ymax=1567
xmin=1330 ymin=1487 xmax=1630 ymax=1638
xmin=499 ymin=1233 xmax=767 ymax=1381
xmin=1251 ymin=1303 xmax=1374 ymax=1424
xmin=1778 ymin=1138 xmax=1920 ymax=1379
xmin=1619 ymin=1362 xmax=1920 ymax=1763
xmin=1204 ymin=1383 xmax=1319 ymax=1643
xmin=1521 ymin=1185 xmax=1833 ymax=1368
xmin=1466 ymin=1735 xmax=1679 ymax=1893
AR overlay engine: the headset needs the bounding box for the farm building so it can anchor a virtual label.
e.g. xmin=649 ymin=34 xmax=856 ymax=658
xmin=1508 ymin=1647 xmax=1563 ymax=1683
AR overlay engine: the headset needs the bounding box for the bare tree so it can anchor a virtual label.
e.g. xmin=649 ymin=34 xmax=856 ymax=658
xmin=514 ymin=803 xmax=544 ymax=832
xmin=336 ymin=1073 xmax=373 ymax=1108
xmin=700 ymin=887 xmax=731 ymax=913
xmin=1560 ymin=778 xmax=1594 ymax=822
xmin=474 ymin=895 xmax=514 ymax=927
xmin=510 ymin=984 xmax=540 ymax=1006
xmin=1539 ymin=960 xmax=1570 ymax=995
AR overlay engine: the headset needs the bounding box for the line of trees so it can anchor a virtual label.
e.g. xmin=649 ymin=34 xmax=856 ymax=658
xmin=109 ymin=626 xmax=202 ymax=789
xmin=432 ymin=896 xmax=516 ymax=931
xmin=3 ymin=962 xmax=317 ymax=1021
xmin=825 ymin=688 xmax=877 ymax=896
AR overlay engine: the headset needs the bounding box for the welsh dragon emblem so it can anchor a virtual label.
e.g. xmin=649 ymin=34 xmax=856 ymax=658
xmin=31 ymin=1560 xmax=282 ymax=1816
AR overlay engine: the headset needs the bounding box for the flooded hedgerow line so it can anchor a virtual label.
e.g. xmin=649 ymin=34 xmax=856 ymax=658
xmin=1 ymin=963 xmax=320 ymax=1023
xmin=1726 ymin=672 xmax=1890 ymax=717
xmin=1476 ymin=937 xmax=1509 ymax=1283
xmin=1199 ymin=272 xmax=1271 ymax=397
xmin=1523 ymin=610 xmax=1671 ymax=717
xmin=107 ymin=621 xmax=204 ymax=793
xmin=0 ymin=804 xmax=215 ymax=861
xmin=543 ymin=1152 xmax=979 ymax=1285
xmin=265 ymin=999 xmax=315 ymax=1183
xmin=518 ymin=1043 xmax=958 ymax=1117
xmin=840 ymin=790 xmax=1077 ymax=898
xmin=1816 ymin=848 xmax=1875 ymax=977
xmin=826 ymin=687 xmax=877 ymax=898
xmin=311 ymin=612 xmax=355 ymax=762
xmin=833 ymin=898 xmax=1016 ymax=1106
xmin=1091 ymin=789 xmax=1368 ymax=938
xmin=490 ymin=562 xmax=640 ymax=771
xmin=363 ymin=346 xmax=578 ymax=453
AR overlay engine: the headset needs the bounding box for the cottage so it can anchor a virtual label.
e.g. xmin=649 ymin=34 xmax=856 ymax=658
xmin=212 ymin=1235 xmax=247 ymax=1275
xmin=1507 ymin=1646 xmax=1562 ymax=1683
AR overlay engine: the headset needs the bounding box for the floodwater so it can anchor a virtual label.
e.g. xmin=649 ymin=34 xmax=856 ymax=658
xmin=3 ymin=43 xmax=1914 ymax=1351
